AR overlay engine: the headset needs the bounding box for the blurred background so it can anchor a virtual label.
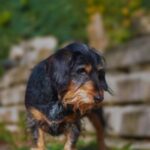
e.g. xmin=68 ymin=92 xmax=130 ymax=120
xmin=0 ymin=0 xmax=150 ymax=150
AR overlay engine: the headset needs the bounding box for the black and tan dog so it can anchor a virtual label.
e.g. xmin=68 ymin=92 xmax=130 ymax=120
xmin=25 ymin=42 xmax=109 ymax=150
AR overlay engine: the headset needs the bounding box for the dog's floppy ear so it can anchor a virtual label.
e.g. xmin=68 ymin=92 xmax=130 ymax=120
xmin=49 ymin=49 xmax=72 ymax=93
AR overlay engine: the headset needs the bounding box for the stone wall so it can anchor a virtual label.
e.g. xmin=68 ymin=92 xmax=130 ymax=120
xmin=103 ymin=36 xmax=150 ymax=149
xmin=0 ymin=36 xmax=150 ymax=149
xmin=0 ymin=37 xmax=58 ymax=133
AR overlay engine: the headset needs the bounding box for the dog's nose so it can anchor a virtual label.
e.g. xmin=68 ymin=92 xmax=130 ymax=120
xmin=94 ymin=95 xmax=103 ymax=102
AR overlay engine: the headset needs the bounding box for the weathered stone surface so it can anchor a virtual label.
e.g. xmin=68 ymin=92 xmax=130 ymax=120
xmin=9 ymin=37 xmax=57 ymax=64
xmin=28 ymin=36 xmax=57 ymax=51
xmin=106 ymin=137 xmax=150 ymax=150
xmin=0 ymin=145 xmax=10 ymax=150
xmin=0 ymin=67 xmax=30 ymax=89
xmin=104 ymin=105 xmax=150 ymax=137
xmin=104 ymin=71 xmax=150 ymax=103
xmin=82 ymin=117 xmax=95 ymax=132
xmin=104 ymin=36 xmax=150 ymax=69
xmin=105 ymin=137 xmax=131 ymax=149
xmin=131 ymin=141 xmax=150 ymax=150
xmin=9 ymin=45 xmax=25 ymax=62
xmin=5 ymin=124 xmax=19 ymax=132
xmin=0 ymin=85 xmax=26 ymax=106
xmin=0 ymin=107 xmax=20 ymax=123
xmin=133 ymin=14 xmax=150 ymax=35
xmin=21 ymin=47 xmax=53 ymax=68
xmin=1 ymin=34 xmax=150 ymax=150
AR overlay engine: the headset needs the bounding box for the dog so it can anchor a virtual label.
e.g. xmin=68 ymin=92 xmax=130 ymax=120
xmin=25 ymin=42 xmax=109 ymax=150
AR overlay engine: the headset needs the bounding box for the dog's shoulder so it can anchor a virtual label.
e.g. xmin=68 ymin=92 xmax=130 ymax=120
xmin=26 ymin=59 xmax=49 ymax=89
xmin=25 ymin=58 xmax=56 ymax=106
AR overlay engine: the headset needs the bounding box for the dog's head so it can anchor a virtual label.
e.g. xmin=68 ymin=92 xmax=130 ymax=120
xmin=49 ymin=42 xmax=109 ymax=113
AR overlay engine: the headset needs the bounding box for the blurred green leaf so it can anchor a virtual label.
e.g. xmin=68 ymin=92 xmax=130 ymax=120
xmin=0 ymin=11 xmax=12 ymax=25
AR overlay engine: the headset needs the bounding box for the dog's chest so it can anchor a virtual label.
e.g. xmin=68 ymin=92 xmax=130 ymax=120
xmin=42 ymin=113 xmax=80 ymax=136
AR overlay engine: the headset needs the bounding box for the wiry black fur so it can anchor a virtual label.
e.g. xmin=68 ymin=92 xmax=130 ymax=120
xmin=25 ymin=42 xmax=108 ymax=140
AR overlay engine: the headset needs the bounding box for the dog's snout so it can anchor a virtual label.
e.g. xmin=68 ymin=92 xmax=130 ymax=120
xmin=94 ymin=89 xmax=104 ymax=102
xmin=94 ymin=94 xmax=103 ymax=102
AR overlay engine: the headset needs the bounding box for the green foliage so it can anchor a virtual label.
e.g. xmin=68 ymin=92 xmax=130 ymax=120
xmin=46 ymin=139 xmax=97 ymax=150
xmin=0 ymin=114 xmax=29 ymax=150
xmin=141 ymin=0 xmax=150 ymax=10
xmin=0 ymin=0 xmax=88 ymax=60
xmin=78 ymin=140 xmax=98 ymax=150
xmin=0 ymin=0 xmax=149 ymax=76
xmin=87 ymin=0 xmax=144 ymax=47
xmin=47 ymin=143 xmax=63 ymax=150
xmin=0 ymin=123 xmax=14 ymax=143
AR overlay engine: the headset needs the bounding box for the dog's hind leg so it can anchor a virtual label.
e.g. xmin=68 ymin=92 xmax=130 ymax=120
xmin=87 ymin=110 xmax=106 ymax=150
xmin=64 ymin=122 xmax=81 ymax=150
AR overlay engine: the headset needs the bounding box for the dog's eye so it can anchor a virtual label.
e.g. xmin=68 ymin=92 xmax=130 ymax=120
xmin=77 ymin=68 xmax=86 ymax=74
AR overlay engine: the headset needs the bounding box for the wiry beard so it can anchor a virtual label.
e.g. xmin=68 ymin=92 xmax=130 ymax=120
xmin=62 ymin=88 xmax=95 ymax=114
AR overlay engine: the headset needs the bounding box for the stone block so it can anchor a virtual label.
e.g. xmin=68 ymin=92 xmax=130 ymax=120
xmin=20 ymin=37 xmax=57 ymax=67
xmin=131 ymin=141 xmax=150 ymax=150
xmin=104 ymin=71 xmax=150 ymax=103
xmin=0 ymin=67 xmax=30 ymax=89
xmin=82 ymin=117 xmax=95 ymax=133
xmin=104 ymin=36 xmax=150 ymax=69
xmin=9 ymin=45 xmax=25 ymax=62
xmin=9 ymin=36 xmax=58 ymax=66
xmin=0 ymin=85 xmax=26 ymax=106
xmin=28 ymin=36 xmax=57 ymax=51
xmin=0 ymin=106 xmax=26 ymax=124
xmin=0 ymin=107 xmax=24 ymax=123
xmin=104 ymin=105 xmax=150 ymax=137
xmin=5 ymin=124 xmax=19 ymax=132
xmin=105 ymin=137 xmax=150 ymax=150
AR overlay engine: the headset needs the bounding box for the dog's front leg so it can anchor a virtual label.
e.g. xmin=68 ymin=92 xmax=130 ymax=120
xmin=64 ymin=122 xmax=81 ymax=150
xmin=31 ymin=127 xmax=45 ymax=150
xmin=37 ymin=128 xmax=45 ymax=150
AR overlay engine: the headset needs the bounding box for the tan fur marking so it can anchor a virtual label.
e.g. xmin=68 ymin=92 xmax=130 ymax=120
xmin=64 ymin=131 xmax=77 ymax=150
xmin=64 ymin=114 xmax=78 ymax=123
xmin=84 ymin=64 xmax=92 ymax=73
xmin=29 ymin=107 xmax=71 ymax=125
xmin=31 ymin=128 xmax=45 ymax=150
xmin=37 ymin=128 xmax=45 ymax=150
xmin=30 ymin=108 xmax=45 ymax=121
xmin=63 ymin=81 xmax=96 ymax=113
xmin=29 ymin=107 xmax=53 ymax=125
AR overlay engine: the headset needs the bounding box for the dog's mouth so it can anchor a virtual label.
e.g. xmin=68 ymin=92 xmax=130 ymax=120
xmin=61 ymin=81 xmax=104 ymax=114
xmin=62 ymin=88 xmax=104 ymax=114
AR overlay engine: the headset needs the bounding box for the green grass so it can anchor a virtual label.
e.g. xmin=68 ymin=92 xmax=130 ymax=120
xmin=0 ymin=120 xmax=131 ymax=150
